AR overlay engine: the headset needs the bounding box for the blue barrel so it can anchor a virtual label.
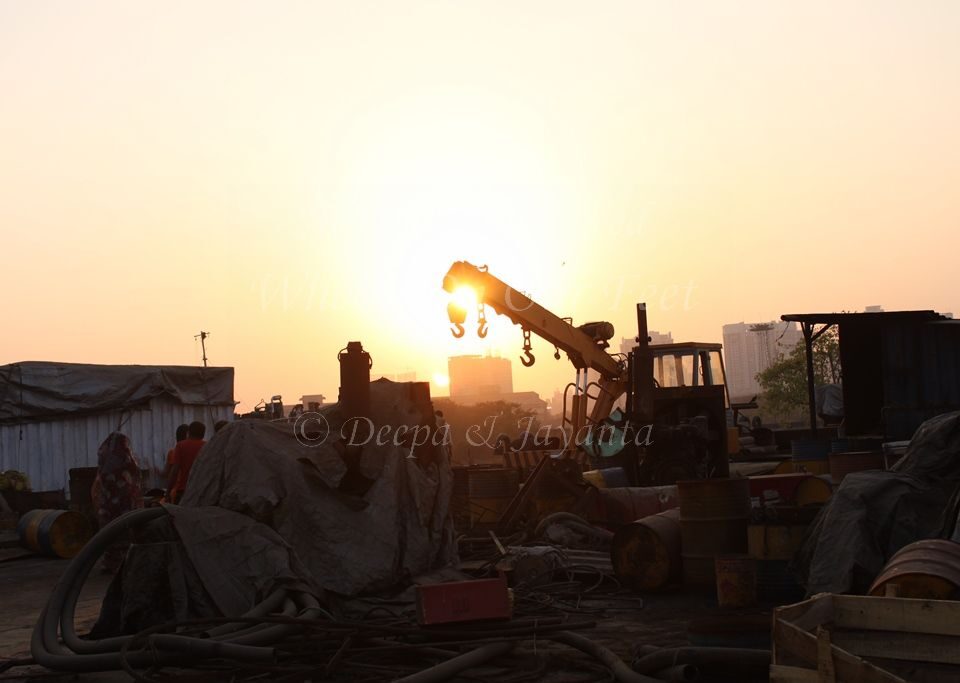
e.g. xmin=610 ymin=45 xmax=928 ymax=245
xmin=17 ymin=509 xmax=92 ymax=558
xmin=830 ymin=439 xmax=850 ymax=454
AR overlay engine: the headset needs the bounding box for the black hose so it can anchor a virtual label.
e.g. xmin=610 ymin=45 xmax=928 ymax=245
xmin=549 ymin=631 xmax=661 ymax=683
xmin=632 ymin=647 xmax=770 ymax=679
xmin=652 ymin=664 xmax=700 ymax=681
xmin=393 ymin=641 xmax=515 ymax=683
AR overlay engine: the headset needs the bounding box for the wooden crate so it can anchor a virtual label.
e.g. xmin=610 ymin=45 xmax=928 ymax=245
xmin=772 ymin=593 xmax=960 ymax=682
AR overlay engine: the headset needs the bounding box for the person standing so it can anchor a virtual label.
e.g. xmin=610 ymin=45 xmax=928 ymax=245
xmin=160 ymin=424 xmax=189 ymax=490
xmin=91 ymin=432 xmax=143 ymax=572
xmin=167 ymin=421 xmax=206 ymax=503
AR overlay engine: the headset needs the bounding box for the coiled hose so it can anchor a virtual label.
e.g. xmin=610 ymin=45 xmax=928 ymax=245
xmin=30 ymin=507 xmax=321 ymax=672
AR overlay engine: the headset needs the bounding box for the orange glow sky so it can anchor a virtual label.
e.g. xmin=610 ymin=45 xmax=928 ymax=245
xmin=1 ymin=2 xmax=958 ymax=410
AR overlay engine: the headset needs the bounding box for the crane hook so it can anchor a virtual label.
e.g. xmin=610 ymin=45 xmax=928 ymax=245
xmin=520 ymin=348 xmax=536 ymax=367
xmin=450 ymin=323 xmax=465 ymax=338
xmin=477 ymin=304 xmax=488 ymax=338
xmin=554 ymin=346 xmax=561 ymax=360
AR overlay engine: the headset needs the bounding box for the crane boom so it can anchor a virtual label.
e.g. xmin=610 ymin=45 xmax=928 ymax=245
xmin=442 ymin=261 xmax=628 ymax=437
xmin=443 ymin=261 xmax=622 ymax=377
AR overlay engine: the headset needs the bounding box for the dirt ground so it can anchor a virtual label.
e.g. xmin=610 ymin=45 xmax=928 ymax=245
xmin=0 ymin=554 xmax=769 ymax=682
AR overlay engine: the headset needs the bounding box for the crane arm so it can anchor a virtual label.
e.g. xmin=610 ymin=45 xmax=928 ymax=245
xmin=443 ymin=261 xmax=622 ymax=378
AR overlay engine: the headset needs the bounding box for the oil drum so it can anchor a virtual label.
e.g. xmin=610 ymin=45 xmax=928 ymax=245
xmin=611 ymin=508 xmax=681 ymax=591
xmin=17 ymin=509 xmax=93 ymax=558
xmin=678 ymin=478 xmax=750 ymax=587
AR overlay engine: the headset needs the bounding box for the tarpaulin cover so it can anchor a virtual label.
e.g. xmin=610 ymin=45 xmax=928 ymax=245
xmin=180 ymin=379 xmax=457 ymax=597
xmin=795 ymin=411 xmax=960 ymax=595
xmin=0 ymin=362 xmax=234 ymax=424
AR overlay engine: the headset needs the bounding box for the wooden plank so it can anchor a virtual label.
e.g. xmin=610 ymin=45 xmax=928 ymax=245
xmin=833 ymin=595 xmax=960 ymax=637
xmin=817 ymin=628 xmax=837 ymax=683
xmin=775 ymin=593 xmax=835 ymax=631
xmin=773 ymin=619 xmax=905 ymax=683
xmin=832 ymin=631 xmax=960 ymax=666
xmin=769 ymin=664 xmax=822 ymax=683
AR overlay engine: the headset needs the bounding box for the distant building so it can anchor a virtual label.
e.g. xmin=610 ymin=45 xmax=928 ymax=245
xmin=448 ymin=355 xmax=513 ymax=401
xmin=447 ymin=354 xmax=545 ymax=413
xmin=299 ymin=393 xmax=327 ymax=409
xmin=864 ymin=305 xmax=884 ymax=313
xmin=723 ymin=321 xmax=803 ymax=401
xmin=620 ymin=330 xmax=673 ymax=356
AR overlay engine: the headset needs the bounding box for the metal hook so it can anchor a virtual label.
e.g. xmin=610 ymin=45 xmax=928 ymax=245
xmin=520 ymin=327 xmax=535 ymax=366
xmin=477 ymin=304 xmax=488 ymax=338
xmin=450 ymin=323 xmax=465 ymax=338
xmin=554 ymin=346 xmax=561 ymax=360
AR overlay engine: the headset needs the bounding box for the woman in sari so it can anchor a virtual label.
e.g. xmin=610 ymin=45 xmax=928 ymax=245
xmin=91 ymin=432 xmax=143 ymax=572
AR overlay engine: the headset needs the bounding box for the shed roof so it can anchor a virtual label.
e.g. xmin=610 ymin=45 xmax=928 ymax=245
xmin=0 ymin=362 xmax=234 ymax=424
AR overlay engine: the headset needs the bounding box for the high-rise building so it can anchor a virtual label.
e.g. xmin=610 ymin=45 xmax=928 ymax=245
xmin=723 ymin=321 xmax=802 ymax=401
xmin=448 ymin=354 xmax=513 ymax=401
xmin=447 ymin=354 xmax=546 ymax=413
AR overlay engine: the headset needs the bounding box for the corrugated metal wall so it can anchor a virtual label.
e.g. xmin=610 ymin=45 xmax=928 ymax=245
xmin=0 ymin=398 xmax=233 ymax=493
xmin=882 ymin=321 xmax=960 ymax=440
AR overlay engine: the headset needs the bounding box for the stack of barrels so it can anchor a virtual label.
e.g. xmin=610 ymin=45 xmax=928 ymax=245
xmin=677 ymin=478 xmax=751 ymax=587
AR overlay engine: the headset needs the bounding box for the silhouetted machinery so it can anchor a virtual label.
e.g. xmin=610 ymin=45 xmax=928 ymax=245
xmin=442 ymin=261 xmax=730 ymax=492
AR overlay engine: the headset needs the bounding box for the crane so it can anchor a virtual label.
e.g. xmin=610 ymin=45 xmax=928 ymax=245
xmin=442 ymin=261 xmax=644 ymax=443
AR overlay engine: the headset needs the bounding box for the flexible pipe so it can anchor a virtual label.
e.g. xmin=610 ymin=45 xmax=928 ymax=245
xmin=652 ymin=664 xmax=700 ymax=681
xmin=631 ymin=647 xmax=770 ymax=678
xmin=550 ymin=631 xmax=661 ymax=683
xmin=31 ymin=507 xmax=321 ymax=672
xmin=393 ymin=641 xmax=515 ymax=683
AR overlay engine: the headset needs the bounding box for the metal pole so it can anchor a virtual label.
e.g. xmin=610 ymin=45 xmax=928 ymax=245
xmin=196 ymin=331 xmax=209 ymax=367
xmin=803 ymin=323 xmax=817 ymax=435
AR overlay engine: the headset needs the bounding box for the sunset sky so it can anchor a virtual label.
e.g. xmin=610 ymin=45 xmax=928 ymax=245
xmin=1 ymin=2 xmax=958 ymax=410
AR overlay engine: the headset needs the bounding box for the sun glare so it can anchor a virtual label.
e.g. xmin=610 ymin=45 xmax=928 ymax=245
xmin=450 ymin=285 xmax=478 ymax=311
xmin=431 ymin=372 xmax=450 ymax=388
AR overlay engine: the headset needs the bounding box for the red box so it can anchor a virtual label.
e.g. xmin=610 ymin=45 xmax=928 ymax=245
xmin=748 ymin=473 xmax=812 ymax=503
xmin=415 ymin=576 xmax=512 ymax=625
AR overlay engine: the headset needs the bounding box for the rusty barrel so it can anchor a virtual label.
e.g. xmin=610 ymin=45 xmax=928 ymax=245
xmin=17 ymin=509 xmax=93 ymax=558
xmin=829 ymin=450 xmax=884 ymax=484
xmin=592 ymin=485 xmax=679 ymax=526
xmin=715 ymin=554 xmax=757 ymax=608
xmin=748 ymin=524 xmax=807 ymax=561
xmin=611 ymin=508 xmax=681 ymax=591
xmin=869 ymin=539 xmax=960 ymax=599
xmin=678 ymin=478 xmax=751 ymax=587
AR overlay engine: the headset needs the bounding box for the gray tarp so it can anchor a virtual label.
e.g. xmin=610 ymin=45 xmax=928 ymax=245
xmin=165 ymin=505 xmax=320 ymax=616
xmin=181 ymin=380 xmax=457 ymax=597
xmin=0 ymin=362 xmax=234 ymax=424
xmin=796 ymin=411 xmax=960 ymax=595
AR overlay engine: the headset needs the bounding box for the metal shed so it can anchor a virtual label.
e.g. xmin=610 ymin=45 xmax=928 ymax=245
xmin=0 ymin=362 xmax=235 ymax=492
xmin=780 ymin=311 xmax=960 ymax=440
